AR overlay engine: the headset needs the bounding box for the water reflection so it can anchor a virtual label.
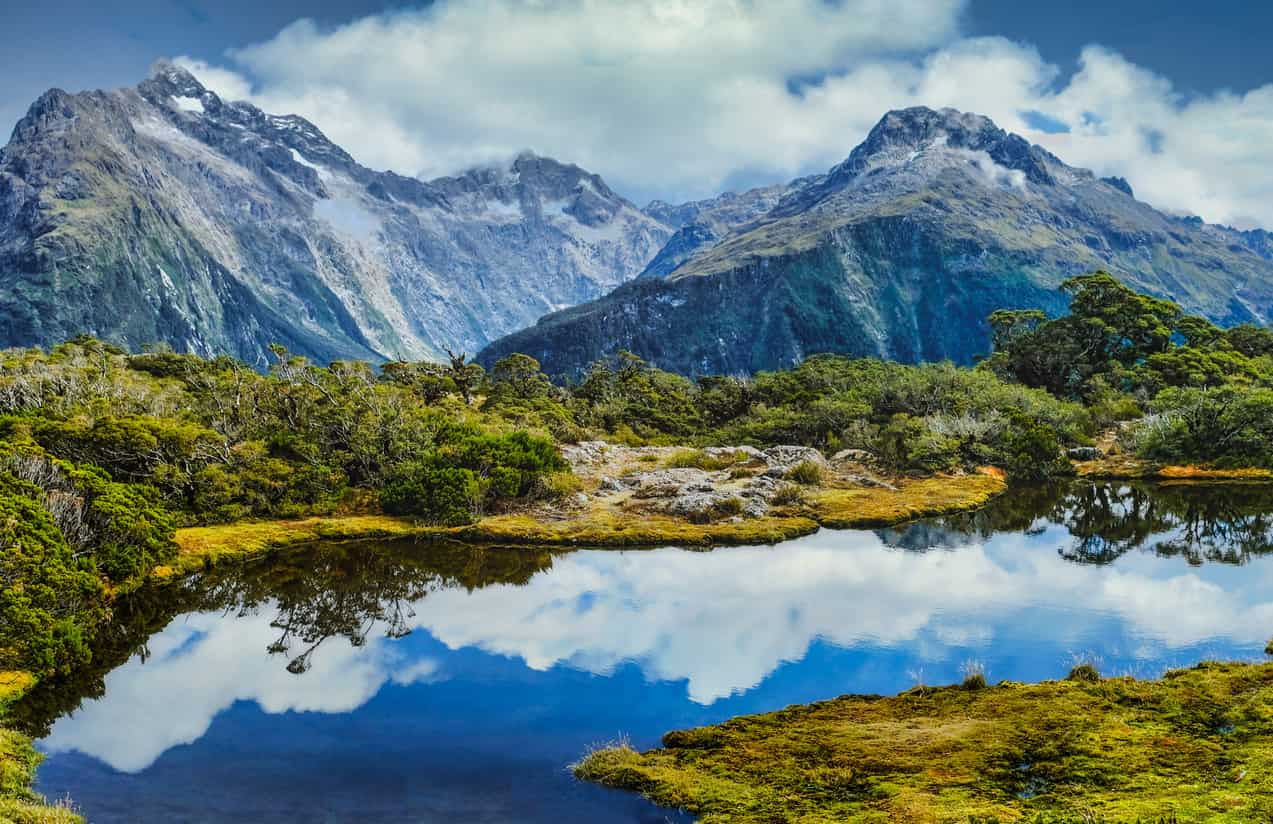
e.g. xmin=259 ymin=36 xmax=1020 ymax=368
xmin=24 ymin=481 xmax=1273 ymax=823
xmin=887 ymin=480 xmax=1273 ymax=565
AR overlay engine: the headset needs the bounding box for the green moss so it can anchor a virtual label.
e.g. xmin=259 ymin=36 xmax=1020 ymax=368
xmin=576 ymin=661 xmax=1273 ymax=823
xmin=0 ymin=674 xmax=81 ymax=823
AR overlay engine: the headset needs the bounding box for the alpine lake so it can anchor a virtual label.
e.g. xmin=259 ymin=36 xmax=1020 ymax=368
xmin=13 ymin=480 xmax=1273 ymax=822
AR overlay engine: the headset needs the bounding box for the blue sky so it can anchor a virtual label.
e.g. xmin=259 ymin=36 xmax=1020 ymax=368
xmin=4 ymin=0 xmax=1273 ymax=225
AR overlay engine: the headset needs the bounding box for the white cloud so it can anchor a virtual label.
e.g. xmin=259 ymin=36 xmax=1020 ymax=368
xmin=171 ymin=1 xmax=1273 ymax=229
xmin=40 ymin=609 xmax=444 ymax=773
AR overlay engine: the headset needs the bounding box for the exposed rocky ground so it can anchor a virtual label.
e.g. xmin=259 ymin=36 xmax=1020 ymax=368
xmin=558 ymin=441 xmax=894 ymax=523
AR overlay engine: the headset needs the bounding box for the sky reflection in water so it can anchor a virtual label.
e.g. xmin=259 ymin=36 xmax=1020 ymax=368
xmin=30 ymin=482 xmax=1273 ymax=822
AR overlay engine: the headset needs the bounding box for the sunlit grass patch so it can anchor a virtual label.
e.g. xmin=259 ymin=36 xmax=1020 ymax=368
xmin=576 ymin=661 xmax=1273 ymax=823
xmin=811 ymin=472 xmax=1006 ymax=529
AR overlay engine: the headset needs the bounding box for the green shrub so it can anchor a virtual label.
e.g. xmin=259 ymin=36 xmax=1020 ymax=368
xmin=999 ymin=416 xmax=1073 ymax=482
xmin=381 ymin=459 xmax=480 ymax=526
xmin=771 ymin=483 xmax=805 ymax=506
xmin=785 ymin=460 xmax=825 ymax=485
xmin=65 ymin=464 xmax=177 ymax=582
xmin=0 ymin=473 xmax=104 ymax=676
xmin=1067 ymin=663 xmax=1101 ymax=682
xmin=537 ymin=470 xmax=584 ymax=500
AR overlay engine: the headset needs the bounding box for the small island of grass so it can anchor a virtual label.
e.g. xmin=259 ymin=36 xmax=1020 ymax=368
xmin=576 ymin=661 xmax=1273 ymax=823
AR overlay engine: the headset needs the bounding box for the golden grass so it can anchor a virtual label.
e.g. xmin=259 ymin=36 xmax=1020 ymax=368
xmin=576 ymin=661 xmax=1273 ymax=823
xmin=171 ymin=515 xmax=427 ymax=575
xmin=0 ymin=674 xmax=35 ymax=710
xmin=1077 ymin=456 xmax=1273 ymax=482
xmin=464 ymin=511 xmax=821 ymax=547
xmin=172 ymin=473 xmax=1006 ymax=562
xmin=810 ymin=472 xmax=1007 ymax=529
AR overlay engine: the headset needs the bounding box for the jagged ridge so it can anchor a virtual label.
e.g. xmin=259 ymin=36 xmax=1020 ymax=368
xmin=0 ymin=62 xmax=672 ymax=366
xmin=479 ymin=106 xmax=1273 ymax=377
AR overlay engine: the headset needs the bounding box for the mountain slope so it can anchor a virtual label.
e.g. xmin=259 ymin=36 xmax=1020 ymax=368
xmin=0 ymin=63 xmax=671 ymax=365
xmin=479 ymin=107 xmax=1273 ymax=377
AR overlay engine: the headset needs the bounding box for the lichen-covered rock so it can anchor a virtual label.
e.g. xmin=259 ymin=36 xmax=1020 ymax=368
xmin=831 ymin=448 xmax=878 ymax=466
xmin=760 ymin=446 xmax=829 ymax=477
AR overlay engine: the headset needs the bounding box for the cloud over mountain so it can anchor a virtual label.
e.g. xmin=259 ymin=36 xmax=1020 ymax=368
xmin=178 ymin=0 xmax=1273 ymax=229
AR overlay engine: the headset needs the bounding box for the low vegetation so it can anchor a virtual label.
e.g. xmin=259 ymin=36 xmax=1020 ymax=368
xmin=576 ymin=661 xmax=1273 ymax=822
xmin=5 ymin=272 xmax=1273 ymax=817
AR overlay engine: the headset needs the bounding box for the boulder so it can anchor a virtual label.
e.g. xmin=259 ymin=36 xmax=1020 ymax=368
xmin=830 ymin=448 xmax=877 ymax=466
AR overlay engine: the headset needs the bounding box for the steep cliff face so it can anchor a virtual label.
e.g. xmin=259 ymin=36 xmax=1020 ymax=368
xmin=0 ymin=63 xmax=671 ymax=365
xmin=480 ymin=107 xmax=1273 ymax=377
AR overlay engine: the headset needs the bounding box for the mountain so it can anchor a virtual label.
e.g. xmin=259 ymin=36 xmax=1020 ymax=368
xmin=638 ymin=177 xmax=822 ymax=279
xmin=479 ymin=107 xmax=1273 ymax=377
xmin=0 ymin=63 xmax=671 ymax=366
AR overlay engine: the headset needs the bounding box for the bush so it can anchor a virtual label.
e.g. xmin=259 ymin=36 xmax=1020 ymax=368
xmin=1067 ymin=663 xmax=1101 ymax=682
xmin=538 ymin=470 xmax=584 ymax=500
xmin=999 ymin=416 xmax=1073 ymax=483
xmin=785 ymin=460 xmax=825 ymax=486
xmin=381 ymin=459 xmax=480 ymax=526
xmin=663 ymin=449 xmax=744 ymax=471
xmin=0 ymin=473 xmax=105 ymax=676
xmin=771 ymin=483 xmax=806 ymax=506
xmin=65 ymin=464 xmax=177 ymax=582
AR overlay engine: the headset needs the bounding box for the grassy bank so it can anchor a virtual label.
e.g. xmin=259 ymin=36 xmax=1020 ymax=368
xmin=0 ymin=672 xmax=79 ymax=823
xmin=1075 ymin=455 xmax=1273 ymax=482
xmin=576 ymin=661 xmax=1273 ymax=823
xmin=171 ymin=472 xmax=1006 ymax=563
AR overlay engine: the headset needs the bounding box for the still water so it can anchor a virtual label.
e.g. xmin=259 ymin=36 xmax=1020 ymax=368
xmin=20 ymin=481 xmax=1273 ymax=822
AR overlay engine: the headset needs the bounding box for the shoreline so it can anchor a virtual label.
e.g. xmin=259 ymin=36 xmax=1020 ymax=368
xmin=12 ymin=469 xmax=1267 ymax=820
xmin=576 ymin=660 xmax=1273 ymax=822
xmin=168 ymin=472 xmax=1008 ymax=573
xmin=1 ymin=469 xmax=1006 ymax=820
xmin=1076 ymin=456 xmax=1273 ymax=482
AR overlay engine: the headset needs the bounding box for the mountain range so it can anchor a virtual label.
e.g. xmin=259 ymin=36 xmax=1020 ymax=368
xmin=479 ymin=107 xmax=1273 ymax=376
xmin=4 ymin=68 xmax=1273 ymax=376
xmin=0 ymin=62 xmax=670 ymax=366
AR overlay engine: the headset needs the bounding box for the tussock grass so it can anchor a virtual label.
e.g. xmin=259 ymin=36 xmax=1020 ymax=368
xmin=784 ymin=460 xmax=825 ymax=485
xmin=576 ymin=661 xmax=1273 ymax=822
xmin=662 ymin=449 xmax=750 ymax=472
xmin=1076 ymin=456 xmax=1273 ymax=482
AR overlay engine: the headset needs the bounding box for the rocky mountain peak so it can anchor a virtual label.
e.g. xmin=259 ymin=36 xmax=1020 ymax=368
xmin=143 ymin=59 xmax=209 ymax=99
xmin=829 ymin=106 xmax=1061 ymax=188
xmin=0 ymin=69 xmax=674 ymax=365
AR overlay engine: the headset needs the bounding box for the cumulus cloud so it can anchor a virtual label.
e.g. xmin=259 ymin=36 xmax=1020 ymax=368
xmin=170 ymin=3 xmax=1273 ymax=226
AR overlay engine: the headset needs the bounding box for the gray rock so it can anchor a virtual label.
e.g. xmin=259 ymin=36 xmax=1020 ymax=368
xmin=598 ymin=475 xmax=627 ymax=492
xmin=629 ymin=468 xmax=715 ymax=499
xmin=1066 ymin=446 xmax=1103 ymax=461
xmin=830 ymin=448 xmax=877 ymax=465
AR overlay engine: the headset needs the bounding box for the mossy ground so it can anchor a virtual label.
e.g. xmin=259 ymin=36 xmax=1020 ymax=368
xmin=1076 ymin=455 xmax=1273 ymax=482
xmin=171 ymin=472 xmax=1006 ymax=559
xmin=576 ymin=661 xmax=1273 ymax=823
xmin=0 ymin=674 xmax=79 ymax=824
xmin=810 ymin=472 xmax=1006 ymax=529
